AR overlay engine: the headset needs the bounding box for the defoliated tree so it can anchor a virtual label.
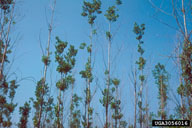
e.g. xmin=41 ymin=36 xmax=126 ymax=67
xmin=0 ymin=1 xmax=19 ymax=127
xmin=54 ymin=36 xmax=78 ymax=128
xmin=149 ymin=0 xmax=192 ymax=121
xmin=99 ymin=1 xmax=122 ymax=128
xmin=100 ymin=1 xmax=122 ymax=128
xmin=79 ymin=42 xmax=94 ymax=128
xmin=81 ymin=0 xmax=102 ymax=127
xmin=152 ymin=63 xmax=169 ymax=120
xmin=32 ymin=79 xmax=54 ymax=128
xmin=32 ymin=0 xmax=56 ymax=127
xmin=18 ymin=102 xmax=31 ymax=128
xmin=133 ymin=22 xmax=146 ymax=128
xmin=173 ymin=0 xmax=192 ymax=121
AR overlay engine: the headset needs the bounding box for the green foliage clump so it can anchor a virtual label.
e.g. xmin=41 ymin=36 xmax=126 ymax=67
xmin=81 ymin=0 xmax=102 ymax=25
xmin=112 ymin=78 xmax=120 ymax=86
xmin=80 ymin=57 xmax=93 ymax=81
xmin=0 ymin=40 xmax=11 ymax=64
xmin=18 ymin=102 xmax=31 ymax=128
xmin=55 ymin=37 xmax=77 ymax=75
xmin=79 ymin=42 xmax=86 ymax=49
xmin=0 ymin=78 xmax=18 ymax=127
xmin=0 ymin=0 xmax=13 ymax=13
xmin=32 ymin=78 xmax=54 ymax=128
xmin=105 ymin=6 xmax=119 ymax=22
xmin=116 ymin=0 xmax=122 ymax=5
xmin=106 ymin=31 xmax=112 ymax=41
xmin=42 ymin=55 xmax=51 ymax=66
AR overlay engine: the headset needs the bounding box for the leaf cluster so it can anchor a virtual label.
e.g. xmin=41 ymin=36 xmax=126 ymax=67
xmin=0 ymin=41 xmax=12 ymax=64
xmin=105 ymin=6 xmax=119 ymax=22
xmin=133 ymin=23 xmax=145 ymax=41
xmin=81 ymin=0 xmax=102 ymax=25
xmin=32 ymin=78 xmax=54 ymax=127
xmin=0 ymin=0 xmax=13 ymax=13
xmin=18 ymin=102 xmax=31 ymax=128
xmin=0 ymin=78 xmax=18 ymax=127
xmin=134 ymin=23 xmax=146 ymax=71
xmin=55 ymin=36 xmax=78 ymax=75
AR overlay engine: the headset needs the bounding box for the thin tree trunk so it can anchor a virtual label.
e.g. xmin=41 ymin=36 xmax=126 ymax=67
xmin=70 ymin=80 xmax=74 ymax=126
xmin=84 ymin=80 xmax=88 ymax=128
xmin=106 ymin=22 xmax=111 ymax=128
xmin=111 ymin=109 xmax=113 ymax=128
xmin=134 ymin=69 xmax=137 ymax=128
xmin=61 ymin=91 xmax=64 ymax=127
xmin=87 ymin=80 xmax=90 ymax=128
xmin=57 ymin=89 xmax=61 ymax=128
xmin=37 ymin=0 xmax=56 ymax=127
xmin=139 ymin=70 xmax=144 ymax=128
xmin=144 ymin=80 xmax=149 ymax=128
xmin=87 ymin=25 xmax=93 ymax=128
xmin=181 ymin=0 xmax=188 ymax=39
xmin=160 ymin=77 xmax=163 ymax=120
xmin=115 ymin=86 xmax=118 ymax=128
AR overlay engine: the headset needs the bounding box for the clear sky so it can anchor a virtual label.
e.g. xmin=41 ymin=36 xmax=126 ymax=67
xmin=9 ymin=0 xmax=182 ymax=127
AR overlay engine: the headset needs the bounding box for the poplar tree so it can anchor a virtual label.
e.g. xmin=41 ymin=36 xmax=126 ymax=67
xmin=18 ymin=101 xmax=31 ymax=128
xmin=81 ymin=0 xmax=102 ymax=127
xmin=0 ymin=1 xmax=19 ymax=127
xmin=54 ymin=36 xmax=78 ymax=128
xmin=177 ymin=26 xmax=192 ymax=121
xmin=152 ymin=63 xmax=169 ymax=120
xmin=149 ymin=0 xmax=191 ymax=121
xmin=100 ymin=1 xmax=122 ymax=127
xmin=133 ymin=22 xmax=146 ymax=128
xmin=79 ymin=42 xmax=94 ymax=128
xmin=167 ymin=0 xmax=191 ymax=121
xmin=32 ymin=0 xmax=56 ymax=127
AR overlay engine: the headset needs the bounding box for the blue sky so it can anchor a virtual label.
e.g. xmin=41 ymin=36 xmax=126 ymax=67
xmin=8 ymin=0 xmax=182 ymax=126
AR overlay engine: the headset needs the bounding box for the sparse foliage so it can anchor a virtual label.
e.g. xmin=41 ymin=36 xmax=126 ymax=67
xmin=133 ymin=22 xmax=146 ymax=128
xmin=55 ymin=36 xmax=78 ymax=128
xmin=152 ymin=63 xmax=169 ymax=120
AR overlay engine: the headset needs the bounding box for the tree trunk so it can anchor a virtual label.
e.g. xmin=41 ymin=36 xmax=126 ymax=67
xmin=106 ymin=22 xmax=111 ymax=128
xmin=0 ymin=0 xmax=15 ymax=78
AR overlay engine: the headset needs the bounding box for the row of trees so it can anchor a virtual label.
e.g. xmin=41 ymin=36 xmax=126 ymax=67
xmin=0 ymin=0 xmax=191 ymax=128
